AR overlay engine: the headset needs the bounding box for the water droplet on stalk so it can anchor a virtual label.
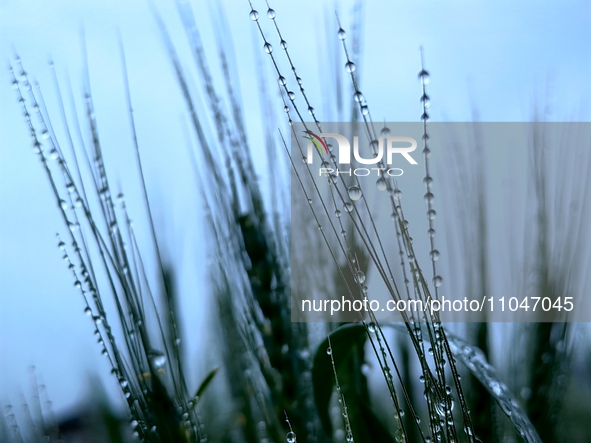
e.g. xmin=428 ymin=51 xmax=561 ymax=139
xmin=376 ymin=177 xmax=387 ymax=191
xmin=345 ymin=61 xmax=356 ymax=73
xmin=266 ymin=8 xmax=275 ymax=18
xmin=249 ymin=10 xmax=259 ymax=20
xmin=421 ymin=93 xmax=431 ymax=108
xmin=149 ymin=351 xmax=166 ymax=369
xmin=418 ymin=69 xmax=430 ymax=83
xmin=354 ymin=270 xmax=366 ymax=284
xmin=337 ymin=28 xmax=346 ymax=40
xmin=347 ymin=185 xmax=362 ymax=201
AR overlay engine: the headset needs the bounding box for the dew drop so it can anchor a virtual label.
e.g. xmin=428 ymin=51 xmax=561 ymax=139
xmin=280 ymin=40 xmax=288 ymax=49
xmin=433 ymin=275 xmax=443 ymax=287
xmin=347 ymin=185 xmax=362 ymax=201
xmin=263 ymin=43 xmax=273 ymax=54
xmin=337 ymin=28 xmax=346 ymax=40
xmin=150 ymin=351 xmax=166 ymax=369
xmin=288 ymin=91 xmax=295 ymax=101
xmin=424 ymin=192 xmax=434 ymax=204
xmin=286 ymin=431 xmax=297 ymax=443
xmin=346 ymin=432 xmax=353 ymax=443
xmin=421 ymin=93 xmax=431 ymax=108
xmin=427 ymin=209 xmax=437 ymax=220
xmin=354 ymin=91 xmax=364 ymax=102
xmin=367 ymin=322 xmax=376 ymax=333
xmin=361 ymin=106 xmax=369 ymax=116
xmin=376 ymin=177 xmax=387 ymax=191
xmin=354 ymin=270 xmax=366 ymax=284
xmin=334 ymin=209 xmax=341 ymax=218
xmin=266 ymin=8 xmax=276 ymax=18
xmin=345 ymin=61 xmax=356 ymax=73
xmin=249 ymin=9 xmax=259 ymax=20
xmin=429 ymin=250 xmax=440 ymax=261
xmin=343 ymin=202 xmax=354 ymax=213
xmin=392 ymin=189 xmax=402 ymax=201
xmin=418 ymin=69 xmax=430 ymax=84
xmin=278 ymin=76 xmax=287 ymax=86
xmin=423 ymin=176 xmax=433 ymax=187
xmin=326 ymin=347 xmax=332 ymax=355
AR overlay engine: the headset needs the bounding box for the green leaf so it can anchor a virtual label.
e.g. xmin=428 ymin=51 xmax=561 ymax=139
xmin=312 ymin=324 xmax=398 ymax=442
xmin=189 ymin=367 xmax=219 ymax=412
xmin=355 ymin=399 xmax=398 ymax=443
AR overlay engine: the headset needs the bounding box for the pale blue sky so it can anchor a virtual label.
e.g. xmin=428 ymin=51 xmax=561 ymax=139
xmin=0 ymin=0 xmax=589 ymax=416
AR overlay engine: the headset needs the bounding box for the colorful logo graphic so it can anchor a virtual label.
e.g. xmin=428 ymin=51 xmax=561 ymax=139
xmin=303 ymin=130 xmax=329 ymax=156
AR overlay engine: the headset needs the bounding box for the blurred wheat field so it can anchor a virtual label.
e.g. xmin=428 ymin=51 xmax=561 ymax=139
xmin=1 ymin=0 xmax=591 ymax=442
